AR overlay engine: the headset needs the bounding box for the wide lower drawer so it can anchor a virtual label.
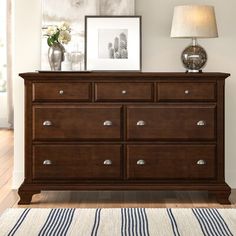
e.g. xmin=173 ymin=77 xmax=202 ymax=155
xmin=32 ymin=145 xmax=122 ymax=180
xmin=127 ymin=105 xmax=216 ymax=140
xmin=127 ymin=145 xmax=216 ymax=179
xmin=95 ymin=82 xmax=154 ymax=102
xmin=33 ymin=105 xmax=122 ymax=140
xmin=33 ymin=82 xmax=91 ymax=101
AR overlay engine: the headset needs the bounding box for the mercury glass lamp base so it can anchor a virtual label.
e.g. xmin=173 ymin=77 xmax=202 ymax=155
xmin=186 ymin=69 xmax=203 ymax=73
xmin=181 ymin=39 xmax=207 ymax=73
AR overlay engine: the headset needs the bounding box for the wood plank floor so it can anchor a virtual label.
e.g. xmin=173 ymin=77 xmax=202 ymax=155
xmin=0 ymin=129 xmax=235 ymax=214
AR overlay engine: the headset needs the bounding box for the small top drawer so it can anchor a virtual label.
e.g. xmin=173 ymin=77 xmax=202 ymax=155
xmin=157 ymin=82 xmax=216 ymax=101
xmin=95 ymin=82 xmax=153 ymax=102
xmin=33 ymin=82 xmax=91 ymax=101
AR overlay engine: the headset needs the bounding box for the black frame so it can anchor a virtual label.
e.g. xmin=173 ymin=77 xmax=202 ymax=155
xmin=85 ymin=15 xmax=142 ymax=71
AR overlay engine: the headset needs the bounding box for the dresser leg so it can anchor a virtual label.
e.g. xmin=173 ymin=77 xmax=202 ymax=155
xmin=18 ymin=189 xmax=41 ymax=205
xmin=209 ymin=190 xmax=231 ymax=205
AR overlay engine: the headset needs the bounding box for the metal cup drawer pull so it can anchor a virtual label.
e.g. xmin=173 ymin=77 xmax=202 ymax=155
xmin=103 ymin=159 xmax=112 ymax=165
xmin=59 ymin=90 xmax=64 ymax=95
xmin=197 ymin=120 xmax=206 ymax=126
xmin=137 ymin=159 xmax=146 ymax=165
xmin=121 ymin=90 xmax=127 ymax=94
xmin=137 ymin=120 xmax=146 ymax=126
xmin=43 ymin=120 xmax=53 ymax=126
xmin=43 ymin=160 xmax=52 ymax=165
xmin=197 ymin=160 xmax=206 ymax=165
xmin=103 ymin=120 xmax=113 ymax=126
xmin=184 ymin=90 xmax=190 ymax=94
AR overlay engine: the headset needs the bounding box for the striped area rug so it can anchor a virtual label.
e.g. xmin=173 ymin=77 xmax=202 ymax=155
xmin=0 ymin=208 xmax=235 ymax=236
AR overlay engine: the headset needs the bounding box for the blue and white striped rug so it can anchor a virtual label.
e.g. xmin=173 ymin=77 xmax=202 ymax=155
xmin=0 ymin=208 xmax=235 ymax=236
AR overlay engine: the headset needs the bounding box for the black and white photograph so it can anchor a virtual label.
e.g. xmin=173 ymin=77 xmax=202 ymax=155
xmin=98 ymin=29 xmax=128 ymax=59
xmin=41 ymin=0 xmax=135 ymax=71
xmin=86 ymin=16 xmax=141 ymax=71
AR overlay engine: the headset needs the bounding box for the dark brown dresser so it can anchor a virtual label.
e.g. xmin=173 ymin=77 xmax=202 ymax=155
xmin=18 ymin=72 xmax=231 ymax=204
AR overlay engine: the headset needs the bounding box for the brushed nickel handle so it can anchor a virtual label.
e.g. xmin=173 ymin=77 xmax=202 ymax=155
xmin=43 ymin=160 xmax=52 ymax=165
xmin=103 ymin=120 xmax=113 ymax=126
xmin=137 ymin=159 xmax=146 ymax=165
xmin=197 ymin=160 xmax=206 ymax=165
xmin=197 ymin=120 xmax=206 ymax=126
xmin=103 ymin=159 xmax=112 ymax=165
xmin=184 ymin=90 xmax=190 ymax=94
xmin=137 ymin=120 xmax=146 ymax=126
xmin=121 ymin=90 xmax=127 ymax=94
xmin=59 ymin=90 xmax=64 ymax=95
xmin=43 ymin=120 xmax=52 ymax=126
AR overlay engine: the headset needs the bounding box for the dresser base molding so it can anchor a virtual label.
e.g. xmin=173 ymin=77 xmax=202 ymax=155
xmin=208 ymin=190 xmax=232 ymax=205
xmin=18 ymin=182 xmax=231 ymax=205
xmin=18 ymin=188 xmax=41 ymax=205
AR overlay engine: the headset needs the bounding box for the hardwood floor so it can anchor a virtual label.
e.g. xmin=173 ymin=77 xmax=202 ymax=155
xmin=0 ymin=129 xmax=235 ymax=214
xmin=0 ymin=129 xmax=18 ymax=214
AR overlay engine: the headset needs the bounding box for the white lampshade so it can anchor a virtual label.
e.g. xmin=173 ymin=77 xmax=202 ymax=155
xmin=171 ymin=5 xmax=218 ymax=38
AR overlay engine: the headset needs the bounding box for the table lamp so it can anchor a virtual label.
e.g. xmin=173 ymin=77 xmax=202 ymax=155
xmin=171 ymin=5 xmax=218 ymax=72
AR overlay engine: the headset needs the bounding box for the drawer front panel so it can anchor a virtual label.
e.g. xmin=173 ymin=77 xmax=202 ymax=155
xmin=33 ymin=105 xmax=121 ymax=140
xmin=127 ymin=105 xmax=216 ymax=140
xmin=33 ymin=82 xmax=91 ymax=101
xmin=33 ymin=145 xmax=122 ymax=180
xmin=127 ymin=145 xmax=216 ymax=179
xmin=157 ymin=82 xmax=216 ymax=101
xmin=95 ymin=82 xmax=153 ymax=101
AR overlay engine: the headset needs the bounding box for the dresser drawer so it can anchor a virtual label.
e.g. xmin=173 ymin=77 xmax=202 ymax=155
xmin=127 ymin=145 xmax=216 ymax=179
xmin=157 ymin=82 xmax=216 ymax=101
xmin=127 ymin=105 xmax=216 ymax=140
xmin=95 ymin=82 xmax=153 ymax=102
xmin=33 ymin=105 xmax=121 ymax=140
xmin=32 ymin=145 xmax=122 ymax=180
xmin=33 ymin=82 xmax=91 ymax=101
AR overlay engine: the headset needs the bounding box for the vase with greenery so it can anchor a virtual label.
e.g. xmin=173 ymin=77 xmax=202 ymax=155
xmin=45 ymin=22 xmax=71 ymax=71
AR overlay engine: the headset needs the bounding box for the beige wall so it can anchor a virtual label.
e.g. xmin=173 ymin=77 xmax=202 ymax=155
xmin=12 ymin=0 xmax=41 ymax=188
xmin=13 ymin=0 xmax=236 ymax=188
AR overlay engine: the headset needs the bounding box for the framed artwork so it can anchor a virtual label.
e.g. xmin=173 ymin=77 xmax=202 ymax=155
xmin=85 ymin=16 xmax=141 ymax=71
xmin=41 ymin=0 xmax=135 ymax=71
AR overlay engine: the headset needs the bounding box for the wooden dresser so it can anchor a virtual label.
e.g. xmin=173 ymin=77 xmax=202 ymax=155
xmin=19 ymin=72 xmax=231 ymax=204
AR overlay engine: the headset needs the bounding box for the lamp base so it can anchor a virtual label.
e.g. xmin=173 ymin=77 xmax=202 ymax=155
xmin=181 ymin=39 xmax=207 ymax=73
xmin=185 ymin=69 xmax=203 ymax=73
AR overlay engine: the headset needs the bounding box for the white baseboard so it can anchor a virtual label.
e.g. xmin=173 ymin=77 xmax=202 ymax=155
xmin=226 ymin=170 xmax=236 ymax=189
xmin=12 ymin=171 xmax=24 ymax=190
xmin=226 ymin=179 xmax=236 ymax=189
xmin=0 ymin=118 xmax=10 ymax=128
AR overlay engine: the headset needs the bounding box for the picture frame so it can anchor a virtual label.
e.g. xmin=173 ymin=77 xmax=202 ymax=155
xmin=85 ymin=16 xmax=142 ymax=71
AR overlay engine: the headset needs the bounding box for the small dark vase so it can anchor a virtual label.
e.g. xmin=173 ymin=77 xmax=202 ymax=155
xmin=48 ymin=42 xmax=65 ymax=71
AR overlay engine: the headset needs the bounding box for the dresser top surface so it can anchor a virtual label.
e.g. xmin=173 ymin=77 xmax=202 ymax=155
xmin=19 ymin=72 xmax=230 ymax=81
